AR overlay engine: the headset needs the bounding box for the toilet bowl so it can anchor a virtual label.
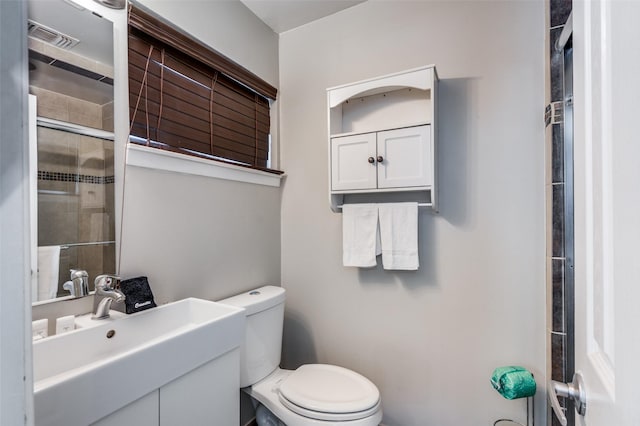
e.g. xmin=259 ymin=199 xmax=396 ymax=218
xmin=219 ymin=286 xmax=383 ymax=426
xmin=249 ymin=366 xmax=382 ymax=426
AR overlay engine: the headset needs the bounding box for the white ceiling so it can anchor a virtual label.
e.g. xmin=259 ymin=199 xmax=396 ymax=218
xmin=239 ymin=0 xmax=366 ymax=33
xmin=26 ymin=0 xmax=365 ymax=67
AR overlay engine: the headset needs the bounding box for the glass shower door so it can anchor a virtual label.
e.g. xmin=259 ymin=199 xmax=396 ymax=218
xmin=35 ymin=123 xmax=115 ymax=301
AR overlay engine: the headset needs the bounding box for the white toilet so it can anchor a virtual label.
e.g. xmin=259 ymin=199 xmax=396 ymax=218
xmin=220 ymin=286 xmax=383 ymax=426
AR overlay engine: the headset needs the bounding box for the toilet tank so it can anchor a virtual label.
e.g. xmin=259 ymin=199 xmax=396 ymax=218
xmin=218 ymin=286 xmax=286 ymax=387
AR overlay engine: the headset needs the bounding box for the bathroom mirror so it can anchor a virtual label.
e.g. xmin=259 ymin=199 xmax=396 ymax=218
xmin=28 ymin=0 xmax=116 ymax=304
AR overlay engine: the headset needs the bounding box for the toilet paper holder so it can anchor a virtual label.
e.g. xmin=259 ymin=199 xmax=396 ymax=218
xmin=490 ymin=366 xmax=536 ymax=426
xmin=492 ymin=396 xmax=534 ymax=426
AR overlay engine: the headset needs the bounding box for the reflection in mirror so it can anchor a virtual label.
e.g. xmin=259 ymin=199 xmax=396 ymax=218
xmin=28 ymin=0 xmax=115 ymax=304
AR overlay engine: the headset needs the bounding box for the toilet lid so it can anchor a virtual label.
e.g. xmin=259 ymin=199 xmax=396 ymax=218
xmin=278 ymin=364 xmax=380 ymax=421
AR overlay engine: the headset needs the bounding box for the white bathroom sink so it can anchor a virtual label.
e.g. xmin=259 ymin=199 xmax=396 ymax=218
xmin=33 ymin=298 xmax=245 ymax=426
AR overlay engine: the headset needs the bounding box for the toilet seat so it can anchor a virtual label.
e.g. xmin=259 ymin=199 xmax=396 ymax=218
xmin=278 ymin=364 xmax=381 ymax=422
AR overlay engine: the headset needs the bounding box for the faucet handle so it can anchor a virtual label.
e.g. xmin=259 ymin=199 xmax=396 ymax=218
xmin=70 ymin=269 xmax=88 ymax=280
xmin=94 ymin=274 xmax=121 ymax=289
xmin=63 ymin=269 xmax=89 ymax=297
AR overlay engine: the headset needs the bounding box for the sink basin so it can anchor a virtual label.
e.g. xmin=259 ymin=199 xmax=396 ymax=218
xmin=33 ymin=298 xmax=245 ymax=426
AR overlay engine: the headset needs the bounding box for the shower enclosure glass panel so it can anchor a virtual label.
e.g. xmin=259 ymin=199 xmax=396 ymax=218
xmin=35 ymin=124 xmax=115 ymax=301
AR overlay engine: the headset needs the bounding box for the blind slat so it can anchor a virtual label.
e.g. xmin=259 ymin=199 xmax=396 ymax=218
xmin=130 ymin=92 xmax=270 ymax=140
xmin=129 ymin=55 xmax=271 ymax=125
xmin=130 ymin=107 xmax=270 ymax=154
xmin=129 ymin=130 xmax=269 ymax=165
xmin=129 ymin=72 xmax=271 ymax=128
xmin=130 ymin=123 xmax=269 ymax=162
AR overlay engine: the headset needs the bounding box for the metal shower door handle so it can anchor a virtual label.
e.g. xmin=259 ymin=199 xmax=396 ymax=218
xmin=548 ymin=372 xmax=587 ymax=426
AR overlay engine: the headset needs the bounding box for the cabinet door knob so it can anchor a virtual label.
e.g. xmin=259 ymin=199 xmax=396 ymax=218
xmin=377 ymin=156 xmax=384 ymax=163
xmin=368 ymin=157 xmax=375 ymax=164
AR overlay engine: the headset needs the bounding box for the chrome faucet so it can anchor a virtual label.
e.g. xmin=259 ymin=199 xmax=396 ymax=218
xmin=62 ymin=269 xmax=89 ymax=298
xmin=92 ymin=274 xmax=125 ymax=320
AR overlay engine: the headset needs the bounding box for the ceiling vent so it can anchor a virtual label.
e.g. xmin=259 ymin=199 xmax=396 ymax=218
xmin=28 ymin=20 xmax=80 ymax=50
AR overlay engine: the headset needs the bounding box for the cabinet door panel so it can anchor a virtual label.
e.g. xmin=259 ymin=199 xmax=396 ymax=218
xmin=159 ymin=349 xmax=239 ymax=426
xmin=377 ymin=125 xmax=431 ymax=189
xmin=331 ymin=133 xmax=377 ymax=191
xmin=91 ymin=391 xmax=159 ymax=426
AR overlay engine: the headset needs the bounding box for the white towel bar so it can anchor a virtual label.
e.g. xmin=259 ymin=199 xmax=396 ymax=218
xmin=336 ymin=202 xmax=431 ymax=210
xmin=59 ymin=241 xmax=115 ymax=250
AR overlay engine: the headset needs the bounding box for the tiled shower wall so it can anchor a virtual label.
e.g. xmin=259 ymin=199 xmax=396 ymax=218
xmin=33 ymin=87 xmax=115 ymax=298
xmin=547 ymin=0 xmax=572 ymax=425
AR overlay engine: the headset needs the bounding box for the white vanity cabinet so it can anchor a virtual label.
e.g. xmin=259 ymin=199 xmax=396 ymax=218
xmin=328 ymin=66 xmax=438 ymax=211
xmin=91 ymin=350 xmax=239 ymax=426
xmin=33 ymin=298 xmax=244 ymax=426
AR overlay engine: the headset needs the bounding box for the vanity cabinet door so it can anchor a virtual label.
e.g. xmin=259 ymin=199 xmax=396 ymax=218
xmin=91 ymin=391 xmax=159 ymax=426
xmin=331 ymin=133 xmax=377 ymax=191
xmin=376 ymin=125 xmax=432 ymax=189
xmin=159 ymin=349 xmax=239 ymax=425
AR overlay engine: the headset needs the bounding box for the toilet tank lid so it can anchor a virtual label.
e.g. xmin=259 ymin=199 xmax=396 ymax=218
xmin=218 ymin=285 xmax=285 ymax=316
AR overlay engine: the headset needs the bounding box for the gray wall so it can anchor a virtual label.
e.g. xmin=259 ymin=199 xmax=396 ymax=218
xmin=278 ymin=1 xmax=546 ymax=425
xmin=119 ymin=166 xmax=281 ymax=302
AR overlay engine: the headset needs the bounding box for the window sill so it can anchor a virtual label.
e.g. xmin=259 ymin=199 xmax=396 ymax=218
xmin=126 ymin=144 xmax=283 ymax=187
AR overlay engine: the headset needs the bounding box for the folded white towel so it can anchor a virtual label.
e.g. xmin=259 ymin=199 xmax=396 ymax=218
xmin=378 ymin=202 xmax=419 ymax=270
xmin=342 ymin=204 xmax=381 ymax=268
xmin=37 ymin=245 xmax=61 ymax=301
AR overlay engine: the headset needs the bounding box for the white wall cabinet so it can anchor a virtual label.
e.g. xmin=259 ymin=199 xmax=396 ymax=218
xmin=327 ymin=66 xmax=438 ymax=211
xmin=331 ymin=125 xmax=432 ymax=192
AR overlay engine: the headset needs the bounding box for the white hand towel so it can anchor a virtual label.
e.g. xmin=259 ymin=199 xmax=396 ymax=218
xmin=378 ymin=202 xmax=419 ymax=270
xmin=342 ymin=204 xmax=381 ymax=267
xmin=37 ymin=245 xmax=61 ymax=300
xmin=89 ymin=212 xmax=106 ymax=241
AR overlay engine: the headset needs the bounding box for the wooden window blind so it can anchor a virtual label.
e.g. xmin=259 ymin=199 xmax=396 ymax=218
xmin=128 ymin=6 xmax=280 ymax=173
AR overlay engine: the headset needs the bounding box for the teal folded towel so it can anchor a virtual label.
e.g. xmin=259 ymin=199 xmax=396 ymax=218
xmin=491 ymin=366 xmax=536 ymax=400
